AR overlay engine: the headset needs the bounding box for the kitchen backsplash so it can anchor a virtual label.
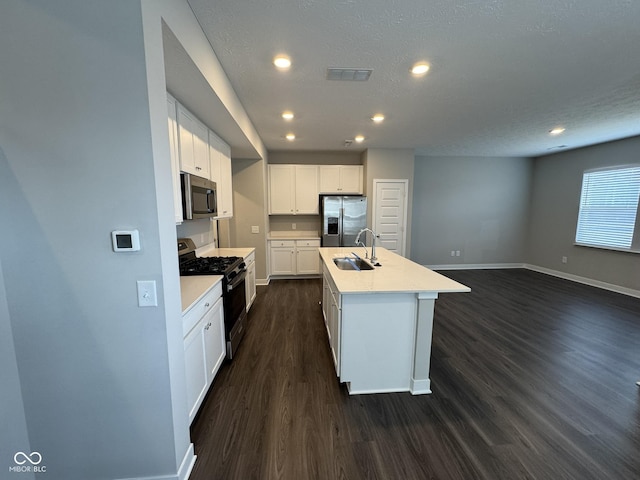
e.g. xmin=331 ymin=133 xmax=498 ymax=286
xmin=176 ymin=218 xmax=217 ymax=247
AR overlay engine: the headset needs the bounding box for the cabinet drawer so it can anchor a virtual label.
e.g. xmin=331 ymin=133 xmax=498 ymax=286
xmin=183 ymin=282 xmax=223 ymax=337
xmin=270 ymin=240 xmax=295 ymax=248
xmin=297 ymin=239 xmax=320 ymax=247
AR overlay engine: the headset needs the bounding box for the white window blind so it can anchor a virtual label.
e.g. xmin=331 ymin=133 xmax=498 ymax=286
xmin=575 ymin=166 xmax=640 ymax=250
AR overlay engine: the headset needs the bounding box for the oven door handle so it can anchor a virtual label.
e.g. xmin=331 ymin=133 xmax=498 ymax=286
xmin=227 ymin=270 xmax=247 ymax=292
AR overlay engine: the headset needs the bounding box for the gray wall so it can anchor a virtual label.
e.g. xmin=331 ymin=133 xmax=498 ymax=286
xmin=1 ymin=1 xmax=188 ymax=478
xmin=411 ymin=156 xmax=533 ymax=266
xmin=226 ymin=158 xmax=269 ymax=281
xmin=528 ymin=136 xmax=640 ymax=291
xmin=362 ymin=148 xmax=415 ymax=256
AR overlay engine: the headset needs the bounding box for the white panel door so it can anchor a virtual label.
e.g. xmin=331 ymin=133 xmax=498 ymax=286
xmin=373 ymin=180 xmax=408 ymax=257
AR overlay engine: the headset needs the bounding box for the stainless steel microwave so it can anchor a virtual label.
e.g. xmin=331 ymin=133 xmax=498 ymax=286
xmin=181 ymin=173 xmax=218 ymax=220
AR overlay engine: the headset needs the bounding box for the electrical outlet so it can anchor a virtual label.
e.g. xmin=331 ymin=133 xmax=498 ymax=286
xmin=137 ymin=280 xmax=157 ymax=307
xmin=251 ymin=225 xmax=259 ymax=234
xmin=562 ymin=256 xmax=568 ymax=264
xmin=450 ymin=250 xmax=455 ymax=257
xmin=292 ymin=223 xmax=296 ymax=230
xmin=456 ymin=250 xmax=461 ymax=257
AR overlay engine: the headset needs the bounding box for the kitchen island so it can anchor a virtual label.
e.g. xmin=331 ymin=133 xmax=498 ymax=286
xmin=320 ymin=247 xmax=470 ymax=395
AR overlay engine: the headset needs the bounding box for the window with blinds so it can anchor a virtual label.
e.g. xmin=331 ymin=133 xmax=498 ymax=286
xmin=575 ymin=165 xmax=640 ymax=251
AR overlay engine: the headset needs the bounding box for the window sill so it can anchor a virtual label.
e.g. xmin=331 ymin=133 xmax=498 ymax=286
xmin=574 ymin=243 xmax=640 ymax=254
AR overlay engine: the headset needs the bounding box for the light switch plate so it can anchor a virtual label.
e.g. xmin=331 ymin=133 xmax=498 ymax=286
xmin=137 ymin=280 xmax=157 ymax=307
xmin=251 ymin=225 xmax=259 ymax=234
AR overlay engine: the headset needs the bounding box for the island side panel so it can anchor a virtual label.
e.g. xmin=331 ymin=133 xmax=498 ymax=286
xmin=340 ymin=293 xmax=417 ymax=394
xmin=411 ymin=293 xmax=438 ymax=394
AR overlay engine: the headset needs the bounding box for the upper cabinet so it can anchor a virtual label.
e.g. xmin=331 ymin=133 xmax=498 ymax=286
xmin=170 ymin=96 xmax=234 ymax=220
xmin=167 ymin=94 xmax=184 ymax=224
xmin=268 ymin=165 xmax=319 ymax=215
xmin=208 ymin=130 xmax=233 ymax=219
xmin=319 ymin=165 xmax=363 ymax=194
xmin=177 ymin=103 xmax=210 ymax=178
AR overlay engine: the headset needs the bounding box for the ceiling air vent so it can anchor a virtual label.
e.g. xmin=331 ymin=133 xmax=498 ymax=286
xmin=327 ymin=68 xmax=372 ymax=81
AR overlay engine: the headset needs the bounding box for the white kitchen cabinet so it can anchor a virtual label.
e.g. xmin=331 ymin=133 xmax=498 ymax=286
xmin=166 ymin=93 xmax=183 ymax=224
xmin=244 ymin=250 xmax=256 ymax=311
xmin=269 ymin=240 xmax=296 ymax=275
xmin=202 ymin=296 xmax=225 ymax=382
xmin=183 ymin=319 xmax=207 ymax=423
xmin=182 ymin=282 xmax=225 ymax=424
xmin=269 ymin=239 xmax=320 ymax=276
xmin=209 ymin=130 xmax=233 ymax=219
xmin=268 ymin=164 xmax=319 ymax=215
xmin=319 ymin=165 xmax=363 ymax=194
xmin=322 ymin=264 xmax=341 ymax=375
xmin=294 ymin=165 xmax=319 ymax=214
xmin=295 ymin=239 xmax=321 ymax=274
xmin=177 ymin=103 xmax=210 ymax=178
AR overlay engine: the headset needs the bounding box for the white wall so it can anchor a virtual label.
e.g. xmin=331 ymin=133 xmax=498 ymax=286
xmin=412 ymin=156 xmax=533 ymax=266
xmin=1 ymin=1 xmax=190 ymax=478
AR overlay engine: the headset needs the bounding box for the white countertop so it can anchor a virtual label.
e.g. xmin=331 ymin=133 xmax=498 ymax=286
xmin=319 ymin=247 xmax=470 ymax=295
xmin=180 ymin=275 xmax=223 ymax=313
xmin=268 ymin=231 xmax=320 ymax=240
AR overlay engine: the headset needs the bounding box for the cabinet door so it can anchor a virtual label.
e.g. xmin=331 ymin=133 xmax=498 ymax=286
xmin=218 ymin=150 xmax=233 ymax=218
xmin=339 ymin=165 xmax=363 ymax=194
xmin=328 ymin=290 xmax=341 ymax=376
xmin=296 ymin=245 xmax=320 ymax=274
xmin=270 ymin=244 xmax=296 ymax=275
xmin=203 ymin=297 xmax=225 ymax=382
xmin=245 ymin=255 xmax=256 ymax=311
xmin=177 ymin=105 xmax=197 ymax=175
xmin=322 ymin=272 xmax=330 ymax=328
xmin=319 ymin=165 xmax=341 ymax=193
xmin=294 ymin=165 xmax=319 ymax=214
xmin=192 ymin=120 xmax=210 ymax=178
xmin=268 ymin=165 xmax=295 ymax=214
xmin=183 ymin=321 xmax=207 ymax=423
xmin=167 ymin=94 xmax=183 ymax=224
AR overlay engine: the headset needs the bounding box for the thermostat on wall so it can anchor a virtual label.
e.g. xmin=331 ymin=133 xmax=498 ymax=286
xmin=111 ymin=230 xmax=141 ymax=252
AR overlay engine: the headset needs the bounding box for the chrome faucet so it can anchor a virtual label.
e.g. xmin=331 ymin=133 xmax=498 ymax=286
xmin=355 ymin=240 xmax=368 ymax=259
xmin=355 ymin=228 xmax=378 ymax=262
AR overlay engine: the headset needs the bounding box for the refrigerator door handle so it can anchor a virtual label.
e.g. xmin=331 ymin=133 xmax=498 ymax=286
xmin=339 ymin=207 xmax=344 ymax=244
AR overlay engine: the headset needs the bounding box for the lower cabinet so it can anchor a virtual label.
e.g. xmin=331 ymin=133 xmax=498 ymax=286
xmin=269 ymin=239 xmax=321 ymax=276
xmin=183 ymin=282 xmax=225 ymax=424
xmin=322 ymin=265 xmax=341 ymax=376
xmin=245 ymin=251 xmax=256 ymax=311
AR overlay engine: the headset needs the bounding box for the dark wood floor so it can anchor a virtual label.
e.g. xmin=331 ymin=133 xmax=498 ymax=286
xmin=189 ymin=269 xmax=640 ymax=480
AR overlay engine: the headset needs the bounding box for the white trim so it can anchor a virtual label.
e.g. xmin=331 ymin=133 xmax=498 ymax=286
xmin=410 ymin=378 xmax=432 ymax=395
xmin=177 ymin=444 xmax=196 ymax=480
xmin=427 ymin=262 xmax=640 ymax=299
xmin=372 ymin=179 xmax=409 ymax=257
xmin=428 ymin=263 xmax=525 ymax=270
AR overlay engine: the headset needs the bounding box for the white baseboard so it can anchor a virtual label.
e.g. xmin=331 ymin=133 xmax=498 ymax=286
xmin=524 ymin=264 xmax=640 ymax=299
xmin=427 ymin=263 xmax=525 ymax=270
xmin=410 ymin=378 xmax=432 ymax=395
xmin=428 ymin=262 xmax=640 ymax=299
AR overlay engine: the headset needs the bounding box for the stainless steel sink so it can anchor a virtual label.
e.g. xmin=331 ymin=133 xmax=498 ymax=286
xmin=333 ymin=257 xmax=375 ymax=271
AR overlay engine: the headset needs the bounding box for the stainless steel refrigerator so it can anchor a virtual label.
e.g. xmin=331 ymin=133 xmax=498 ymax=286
xmin=321 ymin=196 xmax=367 ymax=247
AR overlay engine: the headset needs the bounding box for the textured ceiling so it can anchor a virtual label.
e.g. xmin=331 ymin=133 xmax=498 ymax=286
xmin=186 ymin=0 xmax=640 ymax=157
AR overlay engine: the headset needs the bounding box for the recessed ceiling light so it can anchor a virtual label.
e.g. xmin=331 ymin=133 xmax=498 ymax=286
xmin=273 ymin=55 xmax=291 ymax=70
xmin=371 ymin=114 xmax=385 ymax=123
xmin=410 ymin=62 xmax=430 ymax=76
xmin=549 ymin=127 xmax=565 ymax=136
xmin=354 ymin=135 xmax=365 ymax=143
xmin=282 ymin=111 xmax=294 ymax=120
xmin=285 ymin=133 xmax=296 ymax=141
